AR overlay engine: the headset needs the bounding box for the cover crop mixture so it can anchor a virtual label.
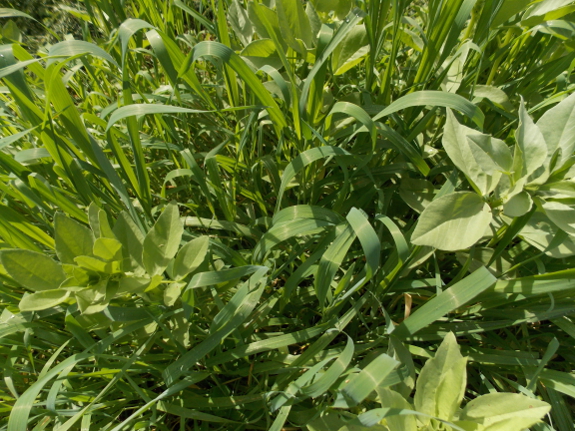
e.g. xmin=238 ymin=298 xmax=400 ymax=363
xmin=0 ymin=0 xmax=575 ymax=430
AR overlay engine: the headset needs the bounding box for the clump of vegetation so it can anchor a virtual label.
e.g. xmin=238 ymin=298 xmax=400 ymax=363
xmin=0 ymin=0 xmax=574 ymax=430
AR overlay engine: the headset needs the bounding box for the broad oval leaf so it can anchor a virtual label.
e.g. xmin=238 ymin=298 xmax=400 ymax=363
xmin=143 ymin=203 xmax=184 ymax=276
xmin=19 ymin=289 xmax=70 ymax=312
xmin=54 ymin=213 xmax=95 ymax=264
xmin=277 ymin=0 xmax=314 ymax=53
xmin=503 ymin=191 xmax=533 ymax=217
xmin=228 ymin=0 xmax=252 ymax=46
xmin=537 ymin=91 xmax=575 ymax=169
xmin=332 ymin=25 xmax=369 ymax=75
xmin=411 ymin=192 xmax=492 ymax=251
xmin=113 ymin=211 xmax=145 ymax=273
xmin=542 ymin=200 xmax=575 ymax=234
xmin=414 ymin=332 xmax=467 ymax=424
xmin=0 ymin=249 xmax=66 ymax=292
xmin=460 ymin=393 xmax=550 ymax=430
xmin=515 ymin=100 xmax=548 ymax=179
xmin=173 ymin=236 xmax=210 ymax=280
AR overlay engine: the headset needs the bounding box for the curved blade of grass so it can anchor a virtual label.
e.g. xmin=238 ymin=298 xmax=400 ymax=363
xmin=341 ymin=353 xmax=399 ymax=406
xmin=206 ymin=324 xmax=327 ymax=367
xmin=105 ymin=104 xmax=209 ymax=131
xmin=0 ymin=9 xmax=34 ymax=19
xmin=302 ymin=334 xmax=355 ymax=398
xmin=119 ymin=18 xmax=155 ymax=66
xmin=273 ymin=205 xmax=345 ymax=226
xmin=276 ymin=146 xmax=351 ymax=211
xmin=163 ymin=267 xmax=268 ymax=384
xmin=376 ymin=215 xmax=410 ymax=263
xmin=181 ymin=41 xmax=287 ymax=135
xmin=346 ymin=207 xmax=381 ymax=281
xmin=186 ymin=265 xmax=266 ymax=289
xmin=315 ymin=223 xmax=356 ymax=306
xmin=7 ymin=318 xmax=154 ymax=431
xmin=47 ymin=40 xmax=119 ymax=68
xmin=254 ymin=218 xmax=334 ymax=262
xmin=377 ymin=123 xmax=430 ymax=175
xmin=300 ymin=8 xmax=366 ymax=116
xmin=393 ymin=266 xmax=496 ymax=340
xmin=372 ymin=90 xmax=485 ymax=128
xmin=328 ymin=101 xmax=377 ymax=146
xmin=173 ymin=0 xmax=215 ymax=33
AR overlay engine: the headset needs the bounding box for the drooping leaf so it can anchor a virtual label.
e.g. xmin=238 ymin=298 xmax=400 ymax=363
xmin=519 ymin=210 xmax=575 ymax=258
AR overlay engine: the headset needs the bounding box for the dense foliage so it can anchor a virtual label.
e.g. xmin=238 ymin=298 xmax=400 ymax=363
xmin=0 ymin=0 xmax=575 ymax=429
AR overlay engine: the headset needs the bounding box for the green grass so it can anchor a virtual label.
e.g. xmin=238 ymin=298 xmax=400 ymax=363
xmin=0 ymin=0 xmax=575 ymax=430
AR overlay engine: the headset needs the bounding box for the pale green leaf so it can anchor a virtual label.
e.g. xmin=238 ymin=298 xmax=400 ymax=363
xmin=173 ymin=236 xmax=210 ymax=280
xmin=106 ymin=104 xmax=208 ymax=132
xmin=143 ymin=203 xmax=184 ymax=276
xmin=47 ymin=40 xmax=119 ymax=68
xmin=0 ymin=249 xmax=66 ymax=292
xmin=93 ymin=237 xmax=123 ymax=262
xmin=376 ymin=388 xmax=417 ymax=431
xmin=0 ymin=8 xmax=35 ymax=20
xmin=54 ymin=213 xmax=95 ymax=264
xmin=537 ymin=91 xmax=575 ymax=169
xmin=515 ymin=100 xmax=548 ymax=179
xmin=503 ymin=191 xmax=532 ymax=217
xmin=373 ymin=91 xmax=485 ymax=128
xmin=88 ymin=203 xmax=115 ymax=239
xmin=228 ymin=0 xmax=252 ymax=46
xmin=442 ymin=109 xmax=505 ymax=195
xmin=276 ymin=0 xmax=313 ymax=53
xmin=113 ymin=212 xmax=145 ymax=273
xmin=541 ymin=200 xmax=575 ymax=234
xmin=460 ymin=393 xmax=550 ymax=431
xmin=519 ymin=210 xmax=575 ymax=258
xmin=472 ymin=85 xmax=513 ymax=111
xmin=411 ymin=192 xmax=493 ymax=251
xmin=342 ymin=354 xmax=399 ymax=405
xmin=393 ymin=267 xmax=496 ymax=339
xmin=332 ymin=25 xmax=369 ymax=76
xmin=19 ymin=289 xmax=70 ymax=312
xmin=414 ymin=332 xmax=467 ymax=423
xmin=399 ymin=178 xmax=436 ymax=213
